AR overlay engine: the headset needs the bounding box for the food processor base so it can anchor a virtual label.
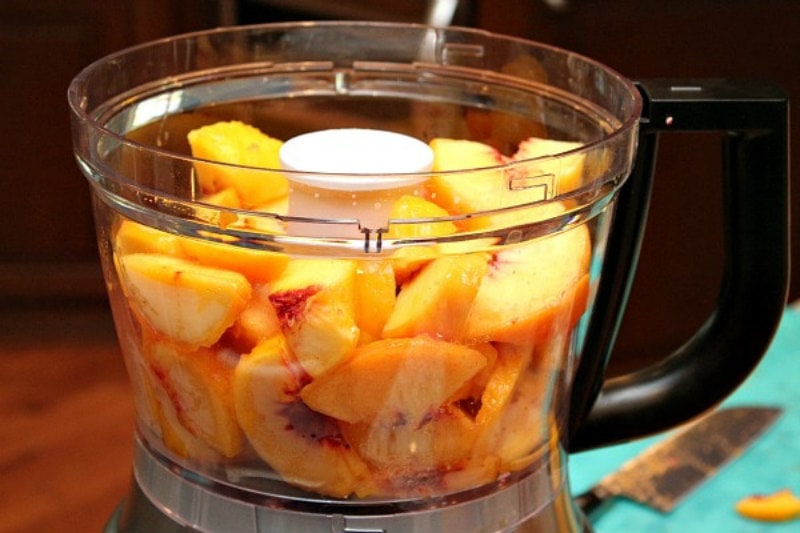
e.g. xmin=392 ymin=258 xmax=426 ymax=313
xmin=104 ymin=439 xmax=593 ymax=533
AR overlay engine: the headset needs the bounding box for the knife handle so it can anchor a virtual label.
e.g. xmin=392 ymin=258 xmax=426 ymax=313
xmin=568 ymin=79 xmax=789 ymax=451
xmin=575 ymin=487 xmax=610 ymax=516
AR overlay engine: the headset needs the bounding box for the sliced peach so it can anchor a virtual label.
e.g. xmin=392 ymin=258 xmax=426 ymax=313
xmin=235 ymin=196 xmax=289 ymax=234
xmin=341 ymin=404 xmax=477 ymax=495
xmin=200 ymin=187 xmax=242 ymax=208
xmin=427 ymin=138 xmax=508 ymax=229
xmin=736 ymin=489 xmax=800 ymax=522
xmin=143 ymin=338 xmax=242 ymax=458
xmin=475 ymin=343 xmax=533 ymax=428
xmin=448 ymin=342 xmax=499 ymax=404
xmin=428 ymin=138 xmax=569 ymax=230
xmin=267 ymin=259 xmax=360 ymax=378
xmin=471 ymin=356 xmax=551 ymax=473
xmin=123 ymin=342 xmax=163 ymax=442
xmin=224 ymin=284 xmax=282 ymax=353
xmin=493 ymin=369 xmax=551 ymax=471
xmin=117 ymin=253 xmax=252 ymax=348
xmin=178 ymin=236 xmax=289 ymax=285
xmin=512 ymin=137 xmax=586 ymax=195
xmin=382 ymin=253 xmax=489 ymax=341
xmin=256 ymin=195 xmax=289 ymax=216
xmin=187 ymin=121 xmax=288 ymax=208
xmin=233 ymin=335 xmax=374 ymax=498
xmin=354 ymin=260 xmax=396 ymax=344
xmin=152 ymin=392 xmax=220 ymax=462
xmin=385 ymin=194 xmax=457 ymax=239
xmin=389 ymin=246 xmax=440 ymax=285
xmin=459 ymin=344 xmax=536 ymax=472
xmin=114 ymin=220 xmax=183 ymax=257
xmin=531 ymin=282 xmax=591 ymax=372
xmin=465 ymin=222 xmax=591 ymax=345
xmin=440 ymin=454 xmax=502 ymax=494
xmin=300 ymin=336 xmax=487 ymax=425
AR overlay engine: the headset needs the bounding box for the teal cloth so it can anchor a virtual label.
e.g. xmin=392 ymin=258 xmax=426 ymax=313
xmin=569 ymin=307 xmax=800 ymax=532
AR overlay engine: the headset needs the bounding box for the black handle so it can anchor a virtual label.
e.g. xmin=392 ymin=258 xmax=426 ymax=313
xmin=568 ymin=79 xmax=789 ymax=451
xmin=574 ymin=487 xmax=611 ymax=517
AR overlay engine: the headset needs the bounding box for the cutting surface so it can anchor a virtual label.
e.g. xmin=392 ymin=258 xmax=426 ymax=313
xmin=570 ymin=306 xmax=800 ymax=532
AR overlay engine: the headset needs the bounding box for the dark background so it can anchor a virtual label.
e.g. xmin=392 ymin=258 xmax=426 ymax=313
xmin=1 ymin=0 xmax=796 ymax=375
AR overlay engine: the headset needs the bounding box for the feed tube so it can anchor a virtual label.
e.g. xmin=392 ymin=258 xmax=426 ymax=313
xmin=279 ymin=128 xmax=434 ymax=238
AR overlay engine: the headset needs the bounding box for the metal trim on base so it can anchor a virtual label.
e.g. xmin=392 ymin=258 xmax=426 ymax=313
xmin=116 ymin=437 xmax=587 ymax=533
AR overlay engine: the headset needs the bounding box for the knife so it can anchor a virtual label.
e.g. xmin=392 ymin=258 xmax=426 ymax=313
xmin=575 ymin=406 xmax=782 ymax=515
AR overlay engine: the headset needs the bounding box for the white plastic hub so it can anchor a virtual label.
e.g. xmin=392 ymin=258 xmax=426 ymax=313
xmin=279 ymin=128 xmax=433 ymax=189
xmin=280 ymin=129 xmax=434 ymax=238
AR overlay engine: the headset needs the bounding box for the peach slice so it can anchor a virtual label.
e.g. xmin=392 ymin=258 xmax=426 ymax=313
xmin=233 ymin=335 xmax=374 ymax=498
xmin=187 ymin=121 xmax=288 ymax=208
xmin=736 ymin=489 xmax=800 ymax=522
xmin=382 ymin=253 xmax=490 ymax=341
xmin=389 ymin=246 xmax=440 ymax=285
xmin=428 ymin=138 xmax=584 ymax=230
xmin=440 ymin=455 xmax=502 ymax=494
xmin=475 ymin=343 xmax=533 ymax=428
xmin=235 ymin=195 xmax=289 ymax=235
xmin=267 ymin=259 xmax=360 ymax=378
xmin=448 ymin=342 xmax=499 ymax=405
xmin=152 ymin=390 xmax=220 ymax=462
xmin=122 ymin=341 xmax=164 ymax=442
xmin=224 ymin=284 xmax=282 ymax=353
xmin=467 ymin=343 xmax=535 ymax=471
xmin=300 ymin=336 xmax=487 ymax=425
xmin=341 ymin=404 xmax=478 ymax=495
xmin=427 ymin=138 xmax=508 ymax=229
xmin=143 ymin=338 xmax=243 ymax=458
xmin=385 ymin=194 xmax=458 ymax=239
xmin=199 ymin=187 xmax=287 ymax=234
xmin=354 ymin=260 xmax=396 ymax=344
xmin=512 ymin=137 xmax=586 ymax=195
xmin=114 ymin=220 xmax=183 ymax=257
xmin=465 ymin=221 xmax=591 ymax=345
xmin=117 ymin=253 xmax=252 ymax=348
xmin=476 ymin=363 xmax=551 ymax=471
xmin=178 ymin=236 xmax=289 ymax=284
xmin=389 ymin=236 xmax=499 ymax=287
xmin=200 ymin=187 xmax=242 ymax=209
xmin=429 ymin=138 xmax=561 ymax=230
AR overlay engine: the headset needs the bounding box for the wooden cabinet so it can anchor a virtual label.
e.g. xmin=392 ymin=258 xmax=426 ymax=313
xmin=0 ymin=0 xmax=221 ymax=301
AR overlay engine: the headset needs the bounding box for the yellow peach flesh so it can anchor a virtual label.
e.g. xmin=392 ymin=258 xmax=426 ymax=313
xmin=233 ymin=335 xmax=374 ymax=498
xmin=353 ymin=260 xmax=396 ymax=344
xmin=114 ymin=220 xmax=183 ymax=257
xmin=382 ymin=253 xmax=489 ymax=341
xmin=143 ymin=338 xmax=242 ymax=458
xmin=178 ymin=237 xmax=289 ymax=285
xmin=300 ymin=336 xmax=487 ymax=425
xmin=267 ymin=259 xmax=360 ymax=378
xmin=465 ymin=222 xmax=591 ymax=345
xmin=187 ymin=120 xmax=288 ymax=208
xmin=118 ymin=253 xmax=252 ymax=348
xmin=736 ymin=489 xmax=800 ymax=522
xmin=512 ymin=136 xmax=586 ymax=195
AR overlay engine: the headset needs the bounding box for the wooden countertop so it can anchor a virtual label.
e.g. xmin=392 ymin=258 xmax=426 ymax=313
xmin=0 ymin=303 xmax=134 ymax=533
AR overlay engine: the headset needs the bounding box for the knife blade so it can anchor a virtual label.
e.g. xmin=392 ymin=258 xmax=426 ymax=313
xmin=575 ymin=406 xmax=782 ymax=515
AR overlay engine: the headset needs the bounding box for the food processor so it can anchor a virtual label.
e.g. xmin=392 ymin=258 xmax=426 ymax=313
xmin=67 ymin=22 xmax=789 ymax=533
